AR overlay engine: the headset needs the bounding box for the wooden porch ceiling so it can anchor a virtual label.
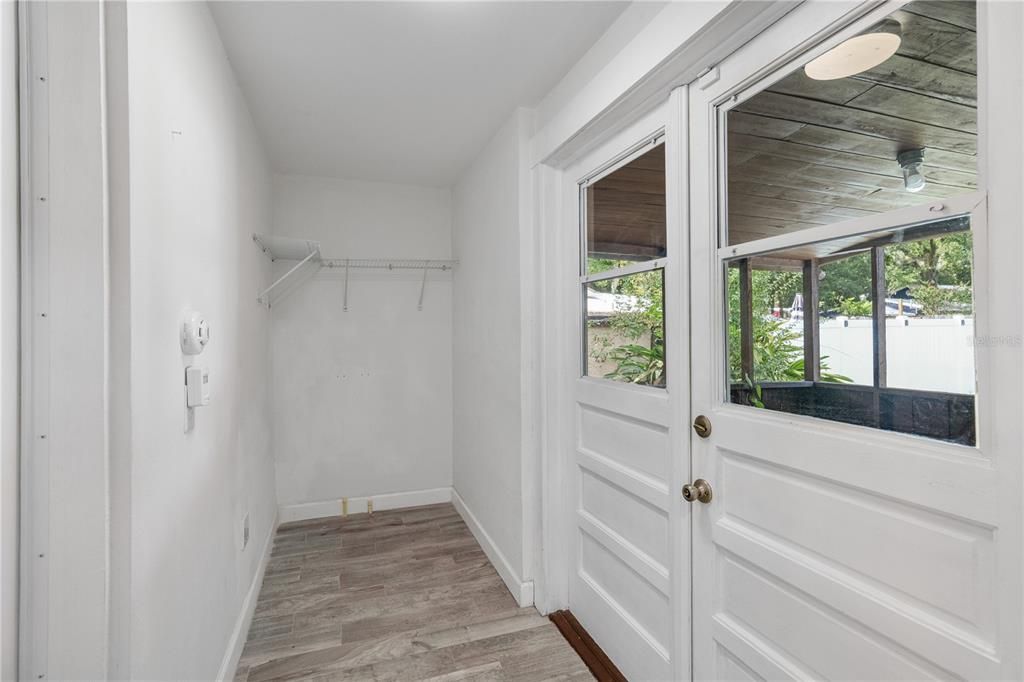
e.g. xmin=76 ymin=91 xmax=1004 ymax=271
xmin=586 ymin=144 xmax=666 ymax=261
xmin=727 ymin=0 xmax=977 ymax=247
xmin=585 ymin=2 xmax=977 ymax=263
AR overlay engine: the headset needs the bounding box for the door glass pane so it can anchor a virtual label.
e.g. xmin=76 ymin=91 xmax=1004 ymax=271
xmin=727 ymin=216 xmax=976 ymax=446
xmin=726 ymin=262 xmax=805 ymax=384
xmin=884 ymin=229 xmax=974 ymax=393
xmin=818 ymin=252 xmax=874 ymax=385
xmin=585 ymin=144 xmax=665 ymax=275
xmin=724 ymin=0 xmax=977 ymax=247
xmin=585 ymin=269 xmax=665 ymax=387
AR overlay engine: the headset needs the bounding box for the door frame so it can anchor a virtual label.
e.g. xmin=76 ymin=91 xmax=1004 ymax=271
xmin=0 ymin=1 xmax=18 ymax=679
xmin=529 ymin=2 xmax=801 ymax=626
xmin=17 ymin=2 xmax=125 ymax=679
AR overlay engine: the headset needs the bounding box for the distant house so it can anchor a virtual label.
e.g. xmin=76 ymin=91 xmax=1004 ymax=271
xmin=585 ymin=288 xmax=643 ymax=323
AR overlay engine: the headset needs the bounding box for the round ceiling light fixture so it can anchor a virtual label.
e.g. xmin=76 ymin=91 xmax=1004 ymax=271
xmin=804 ymin=18 xmax=902 ymax=81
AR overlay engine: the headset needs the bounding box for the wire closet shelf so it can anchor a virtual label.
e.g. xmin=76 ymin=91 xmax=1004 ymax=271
xmin=252 ymin=234 xmax=457 ymax=310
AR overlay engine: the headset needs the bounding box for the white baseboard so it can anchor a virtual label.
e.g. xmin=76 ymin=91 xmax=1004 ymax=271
xmin=452 ymin=489 xmax=534 ymax=608
xmin=278 ymin=486 xmax=453 ymax=524
xmin=217 ymin=511 xmax=277 ymax=682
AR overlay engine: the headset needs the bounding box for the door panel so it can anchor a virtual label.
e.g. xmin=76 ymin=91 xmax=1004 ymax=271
xmin=716 ymin=452 xmax=993 ymax=627
xmin=573 ymin=382 xmax=674 ymax=681
xmin=566 ymin=99 xmax=689 ymax=682
xmin=578 ymin=402 xmax=669 ymax=481
xmin=694 ymin=288 xmax=1002 ymax=677
xmin=580 ymin=467 xmax=670 ymax=565
xmin=688 ymin=2 xmax=1019 ymax=680
xmin=716 ymin=555 xmax=953 ymax=680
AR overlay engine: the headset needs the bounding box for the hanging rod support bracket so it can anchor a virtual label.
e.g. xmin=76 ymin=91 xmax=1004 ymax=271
xmin=418 ymin=265 xmax=429 ymax=311
xmin=343 ymin=259 xmax=350 ymax=312
xmin=257 ymin=246 xmax=320 ymax=307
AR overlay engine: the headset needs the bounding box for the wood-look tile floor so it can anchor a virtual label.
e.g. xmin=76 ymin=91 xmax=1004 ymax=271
xmin=235 ymin=503 xmax=594 ymax=681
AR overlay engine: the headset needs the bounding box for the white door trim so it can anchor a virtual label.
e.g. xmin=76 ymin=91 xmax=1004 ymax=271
xmin=18 ymin=3 xmax=119 ymax=679
xmin=18 ymin=3 xmax=50 ymax=675
xmin=664 ymin=83 xmax=692 ymax=682
xmin=0 ymin=2 xmax=19 ymax=678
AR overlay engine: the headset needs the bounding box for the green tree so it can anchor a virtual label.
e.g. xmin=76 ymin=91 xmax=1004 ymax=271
xmin=886 ymin=231 xmax=973 ymax=316
xmin=819 ymin=252 xmax=871 ymax=311
xmin=753 ymin=270 xmax=801 ymax=315
xmin=814 ymin=230 xmax=974 ymax=317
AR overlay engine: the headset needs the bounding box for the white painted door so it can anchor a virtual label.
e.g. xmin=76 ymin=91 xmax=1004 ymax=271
xmin=688 ymin=2 xmax=1022 ymax=680
xmin=564 ymin=96 xmax=690 ymax=682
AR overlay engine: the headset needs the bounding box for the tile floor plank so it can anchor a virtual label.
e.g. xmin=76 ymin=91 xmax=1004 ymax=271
xmin=237 ymin=503 xmax=593 ymax=681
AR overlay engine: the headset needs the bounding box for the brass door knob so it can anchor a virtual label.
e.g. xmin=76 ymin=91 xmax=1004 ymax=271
xmin=692 ymin=415 xmax=711 ymax=438
xmin=682 ymin=478 xmax=713 ymax=504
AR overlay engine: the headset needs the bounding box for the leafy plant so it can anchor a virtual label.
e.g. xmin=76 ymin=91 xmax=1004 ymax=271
xmin=751 ymin=318 xmax=803 ymax=382
xmin=836 ymin=296 xmax=872 ymax=318
xmin=743 ymin=374 xmax=764 ymax=408
xmin=587 ymin=259 xmax=667 ymax=386
xmin=587 ymin=333 xmax=616 ymax=363
xmin=604 ymin=343 xmax=665 ymax=386
xmin=782 ymin=357 xmax=852 ymax=384
xmin=726 ymin=274 xmax=852 ymax=385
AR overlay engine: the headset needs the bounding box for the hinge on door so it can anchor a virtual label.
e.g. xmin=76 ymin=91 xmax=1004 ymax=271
xmin=696 ymin=66 xmax=720 ymax=90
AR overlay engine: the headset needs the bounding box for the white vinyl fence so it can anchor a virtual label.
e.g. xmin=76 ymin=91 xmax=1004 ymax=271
xmin=794 ymin=317 xmax=976 ymax=394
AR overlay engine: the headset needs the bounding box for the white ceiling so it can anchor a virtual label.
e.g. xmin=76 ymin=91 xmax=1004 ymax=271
xmin=210 ymin=1 xmax=629 ymax=186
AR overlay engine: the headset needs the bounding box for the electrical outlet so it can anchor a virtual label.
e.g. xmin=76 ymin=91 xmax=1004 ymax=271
xmin=242 ymin=513 xmax=250 ymax=550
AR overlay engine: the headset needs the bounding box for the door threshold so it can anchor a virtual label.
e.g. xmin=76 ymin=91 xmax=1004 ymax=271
xmin=549 ymin=610 xmax=628 ymax=682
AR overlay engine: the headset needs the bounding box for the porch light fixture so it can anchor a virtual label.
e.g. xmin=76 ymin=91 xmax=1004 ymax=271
xmin=898 ymin=148 xmax=926 ymax=193
xmin=804 ymin=18 xmax=902 ymax=81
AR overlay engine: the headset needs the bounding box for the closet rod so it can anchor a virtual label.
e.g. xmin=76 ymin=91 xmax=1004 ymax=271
xmin=322 ymin=258 xmax=457 ymax=271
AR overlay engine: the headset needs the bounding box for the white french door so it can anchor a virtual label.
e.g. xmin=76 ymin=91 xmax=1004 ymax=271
xmin=564 ymin=96 xmax=691 ymax=682
xmin=687 ymin=2 xmax=1021 ymax=681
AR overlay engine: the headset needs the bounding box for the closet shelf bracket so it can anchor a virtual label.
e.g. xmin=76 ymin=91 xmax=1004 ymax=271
xmin=253 ymin=234 xmax=322 ymax=308
xmin=343 ymin=259 xmax=350 ymax=312
xmin=418 ymin=265 xmax=429 ymax=311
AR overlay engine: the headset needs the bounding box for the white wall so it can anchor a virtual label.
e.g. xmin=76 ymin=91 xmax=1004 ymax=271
xmin=125 ymin=3 xmax=277 ymax=679
xmin=452 ymin=110 xmax=533 ymax=597
xmin=533 ymin=2 xmax=667 ymax=131
xmin=271 ymin=174 xmax=453 ymax=515
xmin=0 ymin=1 xmax=16 ymax=677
